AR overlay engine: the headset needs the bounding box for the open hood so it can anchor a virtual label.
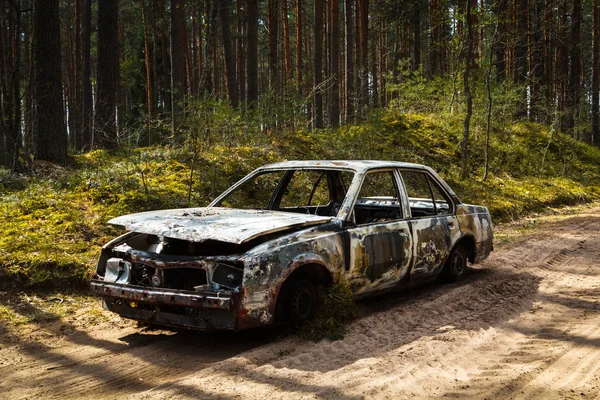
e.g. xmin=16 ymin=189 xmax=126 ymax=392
xmin=108 ymin=207 xmax=332 ymax=245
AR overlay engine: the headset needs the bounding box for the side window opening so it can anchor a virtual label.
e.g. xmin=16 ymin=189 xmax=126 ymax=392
xmin=401 ymin=170 xmax=452 ymax=217
xmin=429 ymin=179 xmax=452 ymax=215
xmin=352 ymin=171 xmax=402 ymax=225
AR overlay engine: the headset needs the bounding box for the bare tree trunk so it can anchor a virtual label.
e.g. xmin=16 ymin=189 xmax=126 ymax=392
xmin=236 ymin=0 xmax=246 ymax=104
xmin=358 ymin=0 xmax=368 ymax=107
xmin=142 ymin=0 xmax=153 ymax=144
xmin=412 ymin=3 xmax=421 ymax=72
xmin=34 ymin=0 xmax=68 ymax=161
xmin=219 ymin=0 xmax=238 ymax=108
xmin=11 ymin=1 xmax=22 ymax=170
xmin=556 ymin=0 xmax=568 ymax=129
xmin=82 ymin=0 xmax=92 ymax=149
xmin=484 ymin=10 xmax=500 ymax=181
xmin=494 ymin=0 xmax=507 ymax=82
xmin=295 ymin=0 xmax=303 ymax=91
xmin=170 ymin=0 xmax=186 ymax=135
xmin=246 ymin=0 xmax=258 ymax=104
xmin=430 ymin=0 xmax=441 ymax=76
xmin=74 ymin=0 xmax=82 ymax=150
xmin=462 ymin=0 xmax=474 ymax=177
xmin=567 ymin=0 xmax=581 ymax=133
xmin=328 ymin=0 xmax=340 ymax=126
xmin=65 ymin=0 xmax=76 ymax=149
xmin=344 ymin=0 xmax=353 ymax=121
xmin=314 ymin=0 xmax=324 ymax=128
xmin=94 ymin=0 xmax=119 ymax=149
xmin=544 ymin=0 xmax=553 ymax=116
xmin=268 ymin=0 xmax=279 ymax=92
xmin=593 ymin=0 xmax=599 ymax=144
xmin=282 ymin=0 xmax=292 ymax=83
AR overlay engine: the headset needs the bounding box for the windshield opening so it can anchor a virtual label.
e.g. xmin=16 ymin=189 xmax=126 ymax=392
xmin=214 ymin=169 xmax=354 ymax=217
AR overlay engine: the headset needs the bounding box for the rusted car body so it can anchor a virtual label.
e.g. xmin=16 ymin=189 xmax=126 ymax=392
xmin=90 ymin=161 xmax=493 ymax=330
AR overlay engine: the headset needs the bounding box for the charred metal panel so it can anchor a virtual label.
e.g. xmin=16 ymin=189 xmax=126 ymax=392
xmin=235 ymin=221 xmax=346 ymax=326
xmin=456 ymin=204 xmax=494 ymax=262
xmin=364 ymin=232 xmax=406 ymax=282
xmin=108 ymin=208 xmax=332 ymax=245
xmin=410 ymin=215 xmax=460 ymax=277
xmin=346 ymin=222 xmax=413 ymax=296
xmin=90 ymin=281 xmax=233 ymax=309
xmin=103 ymin=300 xmax=237 ymax=330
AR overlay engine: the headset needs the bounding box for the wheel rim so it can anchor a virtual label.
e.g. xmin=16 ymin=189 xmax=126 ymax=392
xmin=452 ymin=251 xmax=465 ymax=276
xmin=291 ymin=283 xmax=314 ymax=323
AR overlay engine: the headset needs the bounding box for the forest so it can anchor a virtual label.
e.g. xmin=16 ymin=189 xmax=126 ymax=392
xmin=1 ymin=0 xmax=600 ymax=169
xmin=1 ymin=0 xmax=600 ymax=289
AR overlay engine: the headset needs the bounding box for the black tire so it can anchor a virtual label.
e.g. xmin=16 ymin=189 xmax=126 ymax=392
xmin=285 ymin=279 xmax=318 ymax=328
xmin=444 ymin=245 xmax=468 ymax=282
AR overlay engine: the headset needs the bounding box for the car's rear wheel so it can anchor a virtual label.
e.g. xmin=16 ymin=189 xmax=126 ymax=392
xmin=444 ymin=245 xmax=467 ymax=282
xmin=285 ymin=279 xmax=318 ymax=328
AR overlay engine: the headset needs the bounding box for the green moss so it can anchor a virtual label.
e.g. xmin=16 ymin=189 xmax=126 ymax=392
xmin=0 ymin=108 xmax=599 ymax=289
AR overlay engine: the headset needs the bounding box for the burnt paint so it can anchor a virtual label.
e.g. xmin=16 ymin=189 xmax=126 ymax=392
xmin=363 ymin=232 xmax=406 ymax=282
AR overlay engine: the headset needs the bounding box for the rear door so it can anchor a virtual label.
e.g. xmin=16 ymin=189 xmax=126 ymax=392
xmin=398 ymin=169 xmax=461 ymax=281
xmin=345 ymin=170 xmax=413 ymax=295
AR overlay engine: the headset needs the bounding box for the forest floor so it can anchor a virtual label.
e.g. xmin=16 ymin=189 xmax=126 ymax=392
xmin=1 ymin=202 xmax=600 ymax=399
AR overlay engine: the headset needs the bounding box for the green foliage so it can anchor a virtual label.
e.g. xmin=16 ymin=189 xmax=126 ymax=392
xmin=0 ymin=101 xmax=599 ymax=289
xmin=298 ymin=282 xmax=357 ymax=342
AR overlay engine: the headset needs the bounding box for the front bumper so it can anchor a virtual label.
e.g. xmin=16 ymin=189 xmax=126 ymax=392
xmin=90 ymin=280 xmax=238 ymax=330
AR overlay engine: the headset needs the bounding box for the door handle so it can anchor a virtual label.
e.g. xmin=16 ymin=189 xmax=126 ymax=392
xmin=448 ymin=221 xmax=455 ymax=228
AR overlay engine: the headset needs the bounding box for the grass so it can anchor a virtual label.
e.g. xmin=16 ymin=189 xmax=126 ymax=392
xmin=0 ymin=109 xmax=599 ymax=290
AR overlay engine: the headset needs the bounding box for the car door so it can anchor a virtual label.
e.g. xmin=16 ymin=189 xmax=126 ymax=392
xmin=345 ymin=169 xmax=413 ymax=295
xmin=399 ymin=169 xmax=461 ymax=281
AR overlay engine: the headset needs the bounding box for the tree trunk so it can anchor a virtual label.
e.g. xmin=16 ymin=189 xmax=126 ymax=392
xmin=328 ymin=0 xmax=340 ymax=126
xmin=358 ymin=0 xmax=368 ymax=106
xmin=462 ymin=0 xmax=474 ymax=177
xmin=412 ymin=3 xmax=421 ymax=72
xmin=314 ymin=0 xmax=324 ymax=128
xmin=567 ymin=0 xmax=581 ymax=132
xmin=430 ymin=0 xmax=441 ymax=76
xmin=170 ymin=0 xmax=186 ymax=135
xmin=94 ymin=0 xmax=119 ymax=149
xmin=246 ymin=0 xmax=258 ymax=104
xmin=220 ymin=0 xmax=238 ymax=108
xmin=344 ymin=0 xmax=353 ymax=121
xmin=10 ymin=2 xmax=22 ymax=170
xmin=556 ymin=0 xmax=568 ymax=128
xmin=268 ymin=0 xmax=279 ymax=92
xmin=593 ymin=0 xmax=599 ymax=144
xmin=74 ymin=0 xmax=82 ymax=150
xmin=236 ymin=0 xmax=246 ymax=104
xmin=65 ymin=0 xmax=76 ymax=149
xmin=34 ymin=0 xmax=68 ymax=162
xmin=544 ymin=0 xmax=553 ymax=115
xmin=295 ymin=0 xmax=303 ymax=90
xmin=82 ymin=0 xmax=92 ymax=149
xmin=142 ymin=0 xmax=154 ymax=144
xmin=282 ymin=0 xmax=292 ymax=83
xmin=494 ymin=0 xmax=507 ymax=82
xmin=0 ymin=15 xmax=6 ymax=167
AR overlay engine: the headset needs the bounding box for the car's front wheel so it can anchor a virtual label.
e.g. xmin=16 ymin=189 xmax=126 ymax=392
xmin=285 ymin=279 xmax=318 ymax=328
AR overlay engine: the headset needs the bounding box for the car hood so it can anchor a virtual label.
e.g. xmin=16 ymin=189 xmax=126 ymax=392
xmin=108 ymin=207 xmax=332 ymax=245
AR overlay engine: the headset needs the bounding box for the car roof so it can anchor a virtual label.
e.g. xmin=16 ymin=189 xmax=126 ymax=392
xmin=258 ymin=160 xmax=430 ymax=173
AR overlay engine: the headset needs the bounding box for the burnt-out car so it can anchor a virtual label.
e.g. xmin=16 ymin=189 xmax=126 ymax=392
xmin=90 ymin=161 xmax=493 ymax=330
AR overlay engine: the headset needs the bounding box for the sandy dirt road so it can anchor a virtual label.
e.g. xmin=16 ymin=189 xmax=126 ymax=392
xmin=1 ymin=205 xmax=599 ymax=399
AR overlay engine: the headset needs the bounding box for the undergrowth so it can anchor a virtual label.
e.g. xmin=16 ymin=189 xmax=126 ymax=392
xmin=298 ymin=282 xmax=357 ymax=342
xmin=0 ymin=108 xmax=599 ymax=289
